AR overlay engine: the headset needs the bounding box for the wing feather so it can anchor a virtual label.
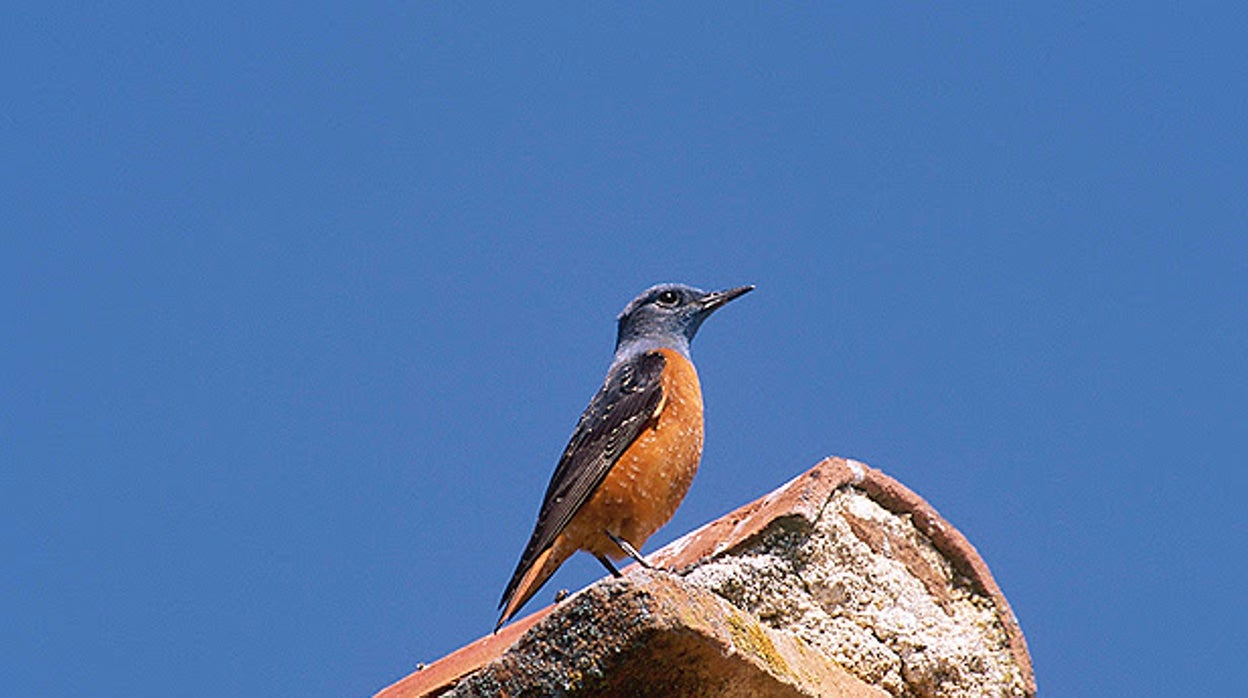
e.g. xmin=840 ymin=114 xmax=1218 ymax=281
xmin=498 ymin=351 xmax=666 ymax=611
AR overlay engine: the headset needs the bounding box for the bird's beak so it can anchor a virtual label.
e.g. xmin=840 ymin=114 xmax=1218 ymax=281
xmin=699 ymin=285 xmax=755 ymax=312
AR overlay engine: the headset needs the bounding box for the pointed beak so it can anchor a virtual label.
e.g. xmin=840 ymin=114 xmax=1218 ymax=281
xmin=699 ymin=285 xmax=755 ymax=313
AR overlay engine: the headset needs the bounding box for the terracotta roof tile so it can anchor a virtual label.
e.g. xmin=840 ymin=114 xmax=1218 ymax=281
xmin=377 ymin=457 xmax=1034 ymax=697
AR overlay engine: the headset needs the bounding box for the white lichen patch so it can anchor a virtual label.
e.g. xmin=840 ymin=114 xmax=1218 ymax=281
xmin=680 ymin=488 xmax=1029 ymax=698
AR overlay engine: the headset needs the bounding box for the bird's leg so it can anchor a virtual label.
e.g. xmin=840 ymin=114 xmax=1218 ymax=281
xmin=595 ymin=554 xmax=623 ymax=578
xmin=605 ymin=530 xmax=654 ymax=569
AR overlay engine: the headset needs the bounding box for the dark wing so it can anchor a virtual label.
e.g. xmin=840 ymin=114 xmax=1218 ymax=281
xmin=499 ymin=350 xmax=667 ymax=608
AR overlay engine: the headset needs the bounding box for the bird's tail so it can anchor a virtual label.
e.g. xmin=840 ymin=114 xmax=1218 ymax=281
xmin=496 ymin=539 xmax=572 ymax=631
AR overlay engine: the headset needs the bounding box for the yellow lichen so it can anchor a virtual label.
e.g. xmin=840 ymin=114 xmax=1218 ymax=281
xmin=726 ymin=610 xmax=791 ymax=677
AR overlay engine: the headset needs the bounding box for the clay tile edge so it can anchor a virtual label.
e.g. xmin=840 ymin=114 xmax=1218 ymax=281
xmin=855 ymin=465 xmax=1035 ymax=695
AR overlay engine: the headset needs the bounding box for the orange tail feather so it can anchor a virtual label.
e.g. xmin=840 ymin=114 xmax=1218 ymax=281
xmin=496 ymin=541 xmax=573 ymax=630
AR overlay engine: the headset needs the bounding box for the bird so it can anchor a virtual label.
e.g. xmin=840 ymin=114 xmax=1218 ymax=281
xmin=496 ymin=282 xmax=754 ymax=630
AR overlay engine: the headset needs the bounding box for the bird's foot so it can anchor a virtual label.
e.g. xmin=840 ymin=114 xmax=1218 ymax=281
xmin=605 ymin=530 xmax=671 ymax=571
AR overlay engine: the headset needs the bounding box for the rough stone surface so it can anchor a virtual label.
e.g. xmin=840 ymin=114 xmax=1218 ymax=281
xmin=376 ymin=457 xmax=1035 ymax=698
xmin=680 ymin=488 xmax=1030 ymax=697
xmin=435 ymin=573 xmax=885 ymax=698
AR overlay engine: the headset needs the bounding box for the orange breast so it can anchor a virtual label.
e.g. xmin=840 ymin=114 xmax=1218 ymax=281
xmin=561 ymin=348 xmax=705 ymax=559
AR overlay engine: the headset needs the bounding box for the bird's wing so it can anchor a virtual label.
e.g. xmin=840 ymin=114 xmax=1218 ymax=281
xmin=499 ymin=350 xmax=667 ymax=610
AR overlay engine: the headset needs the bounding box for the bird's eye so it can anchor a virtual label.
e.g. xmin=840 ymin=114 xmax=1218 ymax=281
xmin=656 ymin=290 xmax=681 ymax=307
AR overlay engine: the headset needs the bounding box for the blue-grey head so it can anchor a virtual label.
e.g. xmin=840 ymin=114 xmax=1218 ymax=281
xmin=613 ymin=283 xmax=754 ymax=361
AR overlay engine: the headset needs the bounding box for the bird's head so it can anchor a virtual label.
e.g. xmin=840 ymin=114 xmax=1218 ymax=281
xmin=614 ymin=283 xmax=754 ymax=359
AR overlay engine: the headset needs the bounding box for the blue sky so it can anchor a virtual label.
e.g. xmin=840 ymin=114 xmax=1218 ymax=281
xmin=5 ymin=4 xmax=1245 ymax=696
